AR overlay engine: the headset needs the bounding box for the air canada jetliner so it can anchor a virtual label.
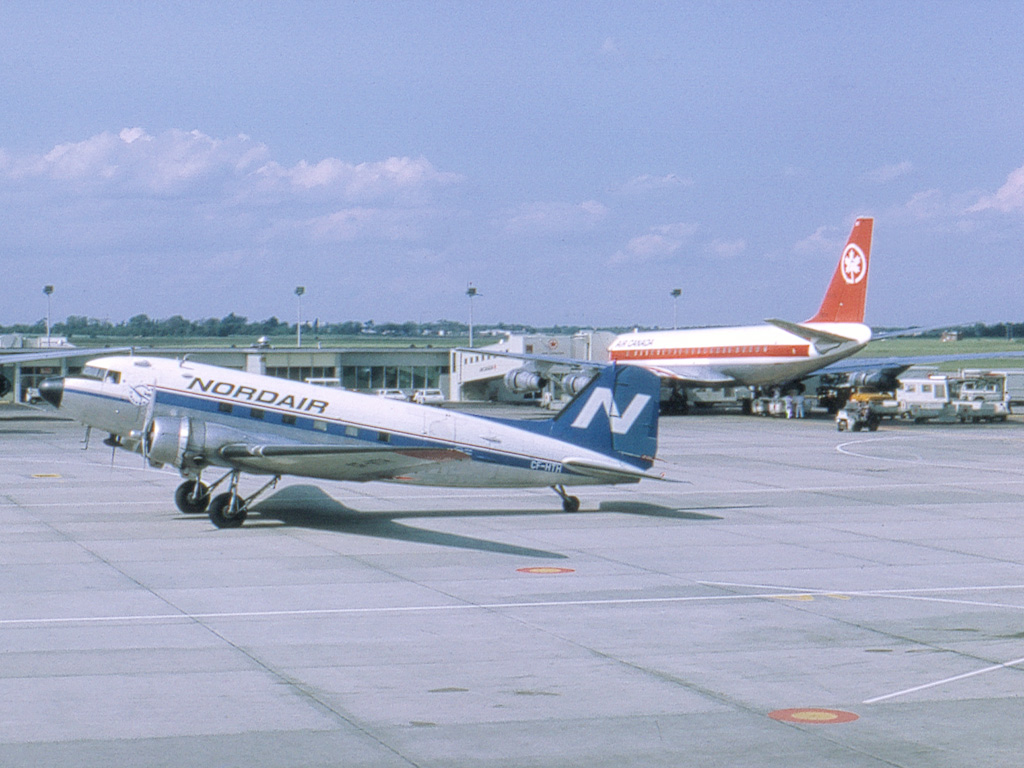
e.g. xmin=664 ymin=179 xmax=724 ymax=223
xmin=607 ymin=217 xmax=874 ymax=387
xmin=490 ymin=218 xmax=876 ymax=399
xmin=39 ymin=356 xmax=665 ymax=528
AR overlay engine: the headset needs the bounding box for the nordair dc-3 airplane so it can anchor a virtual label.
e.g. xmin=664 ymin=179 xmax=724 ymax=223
xmin=38 ymin=356 xmax=665 ymax=528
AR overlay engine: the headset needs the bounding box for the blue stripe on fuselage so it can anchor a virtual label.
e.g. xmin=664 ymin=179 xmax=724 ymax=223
xmin=151 ymin=387 xmax=582 ymax=477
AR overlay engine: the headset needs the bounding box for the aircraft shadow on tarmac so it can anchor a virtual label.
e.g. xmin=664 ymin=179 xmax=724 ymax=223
xmin=233 ymin=485 xmax=724 ymax=559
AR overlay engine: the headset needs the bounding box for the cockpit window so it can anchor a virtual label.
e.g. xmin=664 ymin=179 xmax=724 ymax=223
xmin=105 ymin=370 xmax=121 ymax=384
xmin=81 ymin=366 xmax=107 ymax=381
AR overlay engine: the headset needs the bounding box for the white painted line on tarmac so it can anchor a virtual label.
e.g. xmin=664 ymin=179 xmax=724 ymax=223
xmin=0 ymin=590 xmax=832 ymax=627
xmin=864 ymin=655 xmax=1024 ymax=704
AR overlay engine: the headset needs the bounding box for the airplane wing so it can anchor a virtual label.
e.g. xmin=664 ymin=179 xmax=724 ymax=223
xmin=454 ymin=347 xmax=737 ymax=386
xmin=819 ymin=350 xmax=1024 ymax=377
xmin=0 ymin=347 xmax=132 ymax=365
xmin=218 ymin=442 xmax=470 ymax=482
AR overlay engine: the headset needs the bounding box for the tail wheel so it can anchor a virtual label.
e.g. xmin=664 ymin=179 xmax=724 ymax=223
xmin=209 ymin=492 xmax=247 ymax=529
xmin=175 ymin=480 xmax=210 ymax=514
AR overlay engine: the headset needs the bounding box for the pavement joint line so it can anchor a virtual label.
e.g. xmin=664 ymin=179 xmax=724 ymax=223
xmin=863 ymin=655 xmax=1024 ymax=704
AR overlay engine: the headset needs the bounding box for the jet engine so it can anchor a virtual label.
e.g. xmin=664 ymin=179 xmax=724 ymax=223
xmin=561 ymin=371 xmax=595 ymax=396
xmin=146 ymin=416 xmax=246 ymax=470
xmin=503 ymin=368 xmax=546 ymax=394
xmin=845 ymin=370 xmax=901 ymax=392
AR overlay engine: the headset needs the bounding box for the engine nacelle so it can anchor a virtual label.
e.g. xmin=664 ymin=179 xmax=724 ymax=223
xmin=146 ymin=417 xmax=245 ymax=470
xmin=561 ymin=372 xmax=595 ymax=396
xmin=846 ymin=370 xmax=900 ymax=392
xmin=503 ymin=368 xmax=546 ymax=394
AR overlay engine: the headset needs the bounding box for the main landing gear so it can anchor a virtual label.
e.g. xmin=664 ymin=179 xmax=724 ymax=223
xmin=174 ymin=470 xmax=281 ymax=529
xmin=552 ymin=484 xmax=581 ymax=513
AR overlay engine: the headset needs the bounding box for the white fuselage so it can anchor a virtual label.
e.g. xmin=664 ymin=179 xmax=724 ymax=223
xmin=608 ymin=322 xmax=872 ymax=386
xmin=59 ymin=356 xmax=648 ymax=489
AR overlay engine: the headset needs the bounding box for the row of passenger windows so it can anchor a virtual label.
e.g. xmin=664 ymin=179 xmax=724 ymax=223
xmin=618 ymin=346 xmax=785 ymax=358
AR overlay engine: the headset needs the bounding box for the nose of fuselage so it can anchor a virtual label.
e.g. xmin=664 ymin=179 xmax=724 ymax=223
xmin=39 ymin=377 xmax=64 ymax=408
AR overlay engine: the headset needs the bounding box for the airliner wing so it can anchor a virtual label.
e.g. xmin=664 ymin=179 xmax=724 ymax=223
xmin=219 ymin=443 xmax=469 ymax=482
xmin=454 ymin=347 xmax=737 ymax=386
xmin=820 ymin=351 xmax=1024 ymax=377
xmin=0 ymin=347 xmax=132 ymax=365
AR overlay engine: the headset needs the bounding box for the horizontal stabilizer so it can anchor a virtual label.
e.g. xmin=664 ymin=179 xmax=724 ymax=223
xmin=561 ymin=457 xmax=674 ymax=484
xmin=765 ymin=318 xmax=855 ymax=348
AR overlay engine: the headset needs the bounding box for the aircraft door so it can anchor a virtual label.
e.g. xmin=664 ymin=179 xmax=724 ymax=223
xmin=425 ymin=411 xmax=456 ymax=443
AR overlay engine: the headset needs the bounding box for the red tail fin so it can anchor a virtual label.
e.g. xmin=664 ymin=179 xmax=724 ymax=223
xmin=807 ymin=217 xmax=873 ymax=323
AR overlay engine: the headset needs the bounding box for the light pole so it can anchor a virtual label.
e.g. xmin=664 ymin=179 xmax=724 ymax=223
xmin=295 ymin=286 xmax=305 ymax=348
xmin=466 ymin=284 xmax=479 ymax=347
xmin=43 ymin=285 xmax=54 ymax=346
xmin=671 ymin=288 xmax=681 ymax=329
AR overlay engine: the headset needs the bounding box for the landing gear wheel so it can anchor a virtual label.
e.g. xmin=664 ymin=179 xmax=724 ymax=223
xmin=175 ymin=480 xmax=210 ymax=514
xmin=208 ymin=492 xmax=247 ymax=529
xmin=562 ymin=495 xmax=581 ymax=513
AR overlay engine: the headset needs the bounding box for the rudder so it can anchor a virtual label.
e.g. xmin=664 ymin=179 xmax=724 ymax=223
xmin=550 ymin=364 xmax=660 ymax=467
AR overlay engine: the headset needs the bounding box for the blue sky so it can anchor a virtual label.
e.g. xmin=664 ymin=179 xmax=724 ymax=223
xmin=3 ymin=2 xmax=1024 ymax=329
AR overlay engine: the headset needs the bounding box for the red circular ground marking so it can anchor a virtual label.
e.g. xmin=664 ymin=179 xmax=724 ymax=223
xmin=769 ymin=708 xmax=859 ymax=724
xmin=516 ymin=567 xmax=575 ymax=574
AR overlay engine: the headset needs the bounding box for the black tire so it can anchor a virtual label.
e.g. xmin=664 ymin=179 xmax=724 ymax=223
xmin=175 ymin=480 xmax=210 ymax=514
xmin=209 ymin=492 xmax=247 ymax=529
xmin=562 ymin=496 xmax=581 ymax=513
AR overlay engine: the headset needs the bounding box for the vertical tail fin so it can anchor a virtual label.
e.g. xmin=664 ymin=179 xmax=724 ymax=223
xmin=549 ymin=364 xmax=661 ymax=468
xmin=807 ymin=217 xmax=873 ymax=323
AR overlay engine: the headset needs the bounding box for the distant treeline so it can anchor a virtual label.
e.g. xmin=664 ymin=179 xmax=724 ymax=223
xmin=0 ymin=314 xmax=589 ymax=339
xmin=2 ymin=315 xmax=1023 ymax=340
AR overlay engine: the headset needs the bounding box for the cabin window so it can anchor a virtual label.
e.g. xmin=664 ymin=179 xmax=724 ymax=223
xmin=282 ymin=414 xmax=297 ymax=425
xmin=313 ymin=420 xmax=327 ymax=432
xmin=218 ymin=402 xmax=233 ymax=414
xmin=377 ymin=432 xmax=391 ymax=443
xmin=922 ymin=384 xmax=933 ymax=394
xmin=935 ymin=385 xmax=946 ymax=398
xmin=250 ymin=408 xmax=265 ymax=420
xmin=345 ymin=425 xmax=359 ymax=437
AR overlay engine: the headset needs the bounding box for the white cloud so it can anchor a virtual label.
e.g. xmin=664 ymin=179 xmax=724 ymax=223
xmin=794 ymin=226 xmax=839 ymax=256
xmin=502 ymin=200 xmax=608 ymax=236
xmin=258 ymin=155 xmax=462 ymax=201
xmin=617 ymin=173 xmax=692 ymax=195
xmin=2 ymin=128 xmax=461 ymax=206
xmin=863 ymin=160 xmax=912 ymax=184
xmin=610 ymin=222 xmax=697 ymax=264
xmin=969 ymin=164 xmax=1024 ymax=213
xmin=707 ymin=238 xmax=746 ymax=260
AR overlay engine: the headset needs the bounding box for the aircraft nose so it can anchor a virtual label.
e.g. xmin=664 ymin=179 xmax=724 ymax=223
xmin=39 ymin=377 xmax=64 ymax=408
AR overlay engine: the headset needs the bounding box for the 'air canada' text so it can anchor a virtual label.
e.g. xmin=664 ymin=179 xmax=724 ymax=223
xmin=187 ymin=377 xmax=329 ymax=414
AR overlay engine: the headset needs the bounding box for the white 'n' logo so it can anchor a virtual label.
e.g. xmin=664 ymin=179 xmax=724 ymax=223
xmin=571 ymin=388 xmax=651 ymax=434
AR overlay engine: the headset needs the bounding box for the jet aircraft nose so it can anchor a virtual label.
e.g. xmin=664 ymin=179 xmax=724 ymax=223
xmin=39 ymin=377 xmax=64 ymax=409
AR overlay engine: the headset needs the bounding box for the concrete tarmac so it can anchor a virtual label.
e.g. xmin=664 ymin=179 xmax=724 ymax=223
xmin=2 ymin=405 xmax=1024 ymax=767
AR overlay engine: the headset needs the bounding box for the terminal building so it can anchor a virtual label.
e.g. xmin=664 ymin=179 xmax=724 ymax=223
xmin=1 ymin=331 xmax=616 ymax=407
